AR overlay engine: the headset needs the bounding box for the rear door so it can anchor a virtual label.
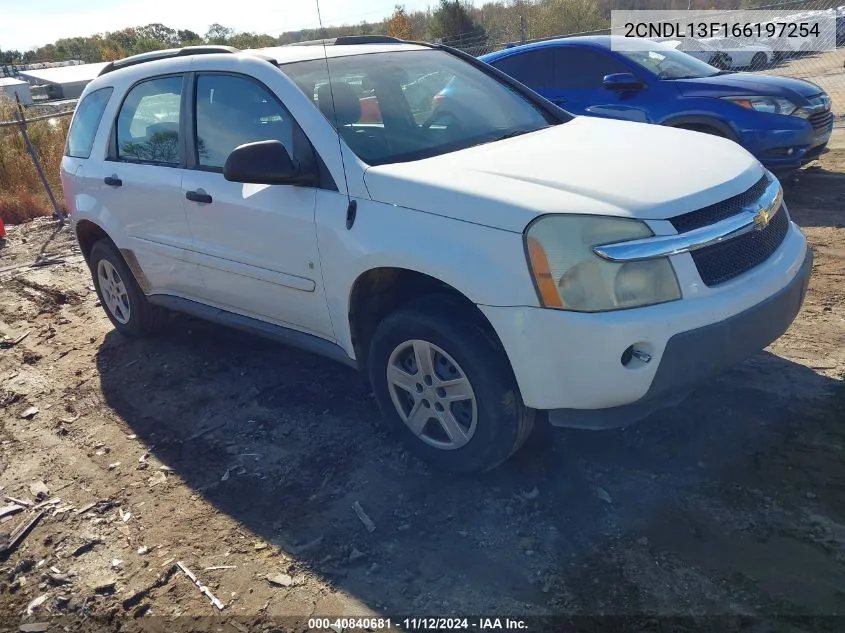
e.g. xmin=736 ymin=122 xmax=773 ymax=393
xmin=94 ymin=74 xmax=202 ymax=295
xmin=180 ymin=70 xmax=334 ymax=339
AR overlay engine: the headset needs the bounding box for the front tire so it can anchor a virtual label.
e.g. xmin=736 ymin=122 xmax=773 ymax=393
xmin=89 ymin=239 xmax=165 ymax=337
xmin=368 ymin=296 xmax=535 ymax=473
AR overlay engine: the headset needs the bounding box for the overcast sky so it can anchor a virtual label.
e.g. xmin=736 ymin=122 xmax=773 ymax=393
xmin=2 ymin=0 xmax=438 ymax=51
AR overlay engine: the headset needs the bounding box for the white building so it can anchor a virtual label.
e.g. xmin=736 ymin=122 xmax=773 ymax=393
xmin=0 ymin=77 xmax=32 ymax=105
xmin=18 ymin=62 xmax=109 ymax=100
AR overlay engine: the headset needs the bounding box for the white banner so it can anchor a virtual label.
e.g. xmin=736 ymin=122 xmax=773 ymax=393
xmin=610 ymin=9 xmax=836 ymax=53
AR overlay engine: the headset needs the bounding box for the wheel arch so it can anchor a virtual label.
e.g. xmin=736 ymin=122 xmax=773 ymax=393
xmin=74 ymin=219 xmax=151 ymax=294
xmin=75 ymin=219 xmax=113 ymax=262
xmin=347 ymin=267 xmax=513 ymax=376
xmin=663 ymin=115 xmax=739 ymax=142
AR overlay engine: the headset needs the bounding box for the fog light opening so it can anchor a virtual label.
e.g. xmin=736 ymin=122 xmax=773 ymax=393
xmin=621 ymin=343 xmax=654 ymax=369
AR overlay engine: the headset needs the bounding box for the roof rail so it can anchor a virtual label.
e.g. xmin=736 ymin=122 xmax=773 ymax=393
xmin=333 ymin=35 xmax=402 ymax=45
xmin=98 ymin=45 xmax=239 ymax=76
xmin=287 ymin=35 xmax=403 ymax=47
xmin=287 ymin=38 xmax=336 ymax=47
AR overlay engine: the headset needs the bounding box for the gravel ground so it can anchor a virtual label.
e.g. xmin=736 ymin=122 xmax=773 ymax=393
xmin=0 ymin=148 xmax=844 ymax=633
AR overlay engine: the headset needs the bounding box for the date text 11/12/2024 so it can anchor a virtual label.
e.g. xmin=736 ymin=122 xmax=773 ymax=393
xmin=308 ymin=617 xmax=529 ymax=631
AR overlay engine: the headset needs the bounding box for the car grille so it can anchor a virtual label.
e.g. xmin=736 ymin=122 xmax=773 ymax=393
xmin=809 ymin=109 xmax=833 ymax=135
xmin=668 ymin=175 xmax=790 ymax=287
xmin=669 ymin=175 xmax=770 ymax=233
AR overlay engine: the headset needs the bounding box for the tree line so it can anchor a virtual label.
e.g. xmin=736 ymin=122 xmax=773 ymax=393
xmin=1 ymin=0 xmax=773 ymax=65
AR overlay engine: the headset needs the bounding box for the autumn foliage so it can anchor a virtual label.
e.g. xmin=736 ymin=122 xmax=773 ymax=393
xmin=0 ymin=97 xmax=69 ymax=225
xmin=387 ymin=6 xmax=415 ymax=40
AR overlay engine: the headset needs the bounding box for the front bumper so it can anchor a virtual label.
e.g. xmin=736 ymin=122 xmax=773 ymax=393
xmin=547 ymin=247 xmax=812 ymax=429
xmin=747 ymin=123 xmax=831 ymax=172
xmin=479 ymin=223 xmax=812 ymax=429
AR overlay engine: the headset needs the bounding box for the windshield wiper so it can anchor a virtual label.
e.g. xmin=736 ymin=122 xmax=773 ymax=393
xmin=495 ymin=128 xmax=538 ymax=141
xmin=483 ymin=127 xmax=546 ymax=144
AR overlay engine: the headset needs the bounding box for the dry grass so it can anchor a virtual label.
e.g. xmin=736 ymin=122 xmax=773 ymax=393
xmin=0 ymin=96 xmax=71 ymax=225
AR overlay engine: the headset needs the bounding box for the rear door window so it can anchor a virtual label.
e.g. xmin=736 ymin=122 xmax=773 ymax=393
xmin=490 ymin=49 xmax=555 ymax=91
xmin=115 ymin=76 xmax=182 ymax=165
xmin=65 ymin=87 xmax=113 ymax=159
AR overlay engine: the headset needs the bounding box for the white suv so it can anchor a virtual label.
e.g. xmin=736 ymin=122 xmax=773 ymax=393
xmin=61 ymin=37 xmax=813 ymax=473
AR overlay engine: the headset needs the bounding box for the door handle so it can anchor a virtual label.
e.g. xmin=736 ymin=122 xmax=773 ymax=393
xmin=185 ymin=190 xmax=212 ymax=204
xmin=104 ymin=176 xmax=122 ymax=187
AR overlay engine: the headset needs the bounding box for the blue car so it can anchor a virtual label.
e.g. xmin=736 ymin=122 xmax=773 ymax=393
xmin=470 ymin=35 xmax=832 ymax=174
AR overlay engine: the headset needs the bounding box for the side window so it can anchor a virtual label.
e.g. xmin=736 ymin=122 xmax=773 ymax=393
xmin=116 ymin=76 xmax=182 ymax=165
xmin=554 ymin=48 xmax=632 ymax=88
xmin=65 ymin=87 xmax=113 ymax=159
xmin=491 ymin=49 xmax=554 ymax=91
xmin=195 ymin=74 xmax=297 ymax=170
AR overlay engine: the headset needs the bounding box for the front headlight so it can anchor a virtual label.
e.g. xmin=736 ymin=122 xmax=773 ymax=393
xmin=525 ymin=215 xmax=681 ymax=312
xmin=722 ymin=96 xmax=799 ymax=116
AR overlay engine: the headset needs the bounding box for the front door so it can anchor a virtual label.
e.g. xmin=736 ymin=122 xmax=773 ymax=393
xmin=181 ymin=72 xmax=334 ymax=340
xmin=546 ymin=47 xmax=653 ymax=124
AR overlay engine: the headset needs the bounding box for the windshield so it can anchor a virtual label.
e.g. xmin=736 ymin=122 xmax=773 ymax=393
xmin=619 ymin=46 xmax=721 ymax=80
xmin=281 ymin=49 xmax=555 ymax=166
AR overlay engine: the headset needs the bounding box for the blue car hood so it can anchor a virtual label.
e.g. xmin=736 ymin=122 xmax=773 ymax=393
xmin=673 ymin=72 xmax=824 ymax=102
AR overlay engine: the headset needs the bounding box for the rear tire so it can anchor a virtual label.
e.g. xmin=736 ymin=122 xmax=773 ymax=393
xmin=88 ymin=239 xmax=166 ymax=338
xmin=751 ymin=52 xmax=767 ymax=69
xmin=368 ymin=295 xmax=535 ymax=473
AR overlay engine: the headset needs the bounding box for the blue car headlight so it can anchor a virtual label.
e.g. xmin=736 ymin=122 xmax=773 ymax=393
xmin=721 ymin=96 xmax=801 ymax=116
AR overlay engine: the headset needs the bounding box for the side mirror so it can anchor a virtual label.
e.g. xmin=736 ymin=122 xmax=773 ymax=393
xmin=223 ymin=140 xmax=315 ymax=186
xmin=603 ymin=73 xmax=644 ymax=92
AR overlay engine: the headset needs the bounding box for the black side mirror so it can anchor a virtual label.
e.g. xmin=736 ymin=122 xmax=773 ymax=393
xmin=603 ymin=73 xmax=644 ymax=92
xmin=223 ymin=140 xmax=315 ymax=186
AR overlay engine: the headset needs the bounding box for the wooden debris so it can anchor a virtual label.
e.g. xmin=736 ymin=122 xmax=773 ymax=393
xmin=75 ymin=502 xmax=96 ymax=515
xmin=187 ymin=421 xmax=227 ymax=441
xmin=0 ymin=503 xmax=25 ymax=520
xmin=352 ymin=501 xmax=376 ymax=533
xmin=0 ymin=510 xmax=44 ymax=555
xmin=5 ymin=496 xmax=33 ymax=508
xmin=176 ymin=561 xmax=225 ymax=610
xmin=0 ymin=330 xmax=30 ymax=348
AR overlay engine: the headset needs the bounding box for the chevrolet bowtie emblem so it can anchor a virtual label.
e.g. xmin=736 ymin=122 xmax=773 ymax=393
xmin=753 ymin=207 xmax=771 ymax=231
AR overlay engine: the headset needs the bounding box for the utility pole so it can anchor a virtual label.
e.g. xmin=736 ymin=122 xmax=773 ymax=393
xmin=519 ymin=14 xmax=526 ymax=44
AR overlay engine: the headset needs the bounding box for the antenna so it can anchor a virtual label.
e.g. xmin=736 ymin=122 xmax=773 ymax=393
xmin=314 ymin=0 xmax=355 ymax=228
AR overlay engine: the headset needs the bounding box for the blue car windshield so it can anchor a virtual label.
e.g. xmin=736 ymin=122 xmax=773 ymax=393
xmin=280 ymin=49 xmax=557 ymax=166
xmin=619 ymin=47 xmax=721 ymax=80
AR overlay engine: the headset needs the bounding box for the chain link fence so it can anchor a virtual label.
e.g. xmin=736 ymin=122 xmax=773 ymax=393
xmin=3 ymin=0 xmax=845 ymax=227
xmin=439 ymin=0 xmax=845 ymax=119
xmin=0 ymin=96 xmax=73 ymax=228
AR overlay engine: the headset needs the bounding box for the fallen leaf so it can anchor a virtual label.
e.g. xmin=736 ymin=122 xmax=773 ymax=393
xmin=26 ymin=594 xmax=48 ymax=615
xmin=596 ymin=487 xmax=613 ymax=504
xmin=19 ymin=406 xmax=39 ymax=420
xmin=266 ymin=573 xmax=293 ymax=587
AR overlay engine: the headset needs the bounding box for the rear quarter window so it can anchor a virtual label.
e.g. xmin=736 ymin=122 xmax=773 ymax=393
xmin=65 ymin=87 xmax=114 ymax=159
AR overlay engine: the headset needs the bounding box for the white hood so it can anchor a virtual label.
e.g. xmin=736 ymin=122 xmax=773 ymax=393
xmin=363 ymin=116 xmax=764 ymax=233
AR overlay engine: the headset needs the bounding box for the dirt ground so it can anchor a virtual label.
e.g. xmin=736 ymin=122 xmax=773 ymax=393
xmin=1 ymin=146 xmax=844 ymax=633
